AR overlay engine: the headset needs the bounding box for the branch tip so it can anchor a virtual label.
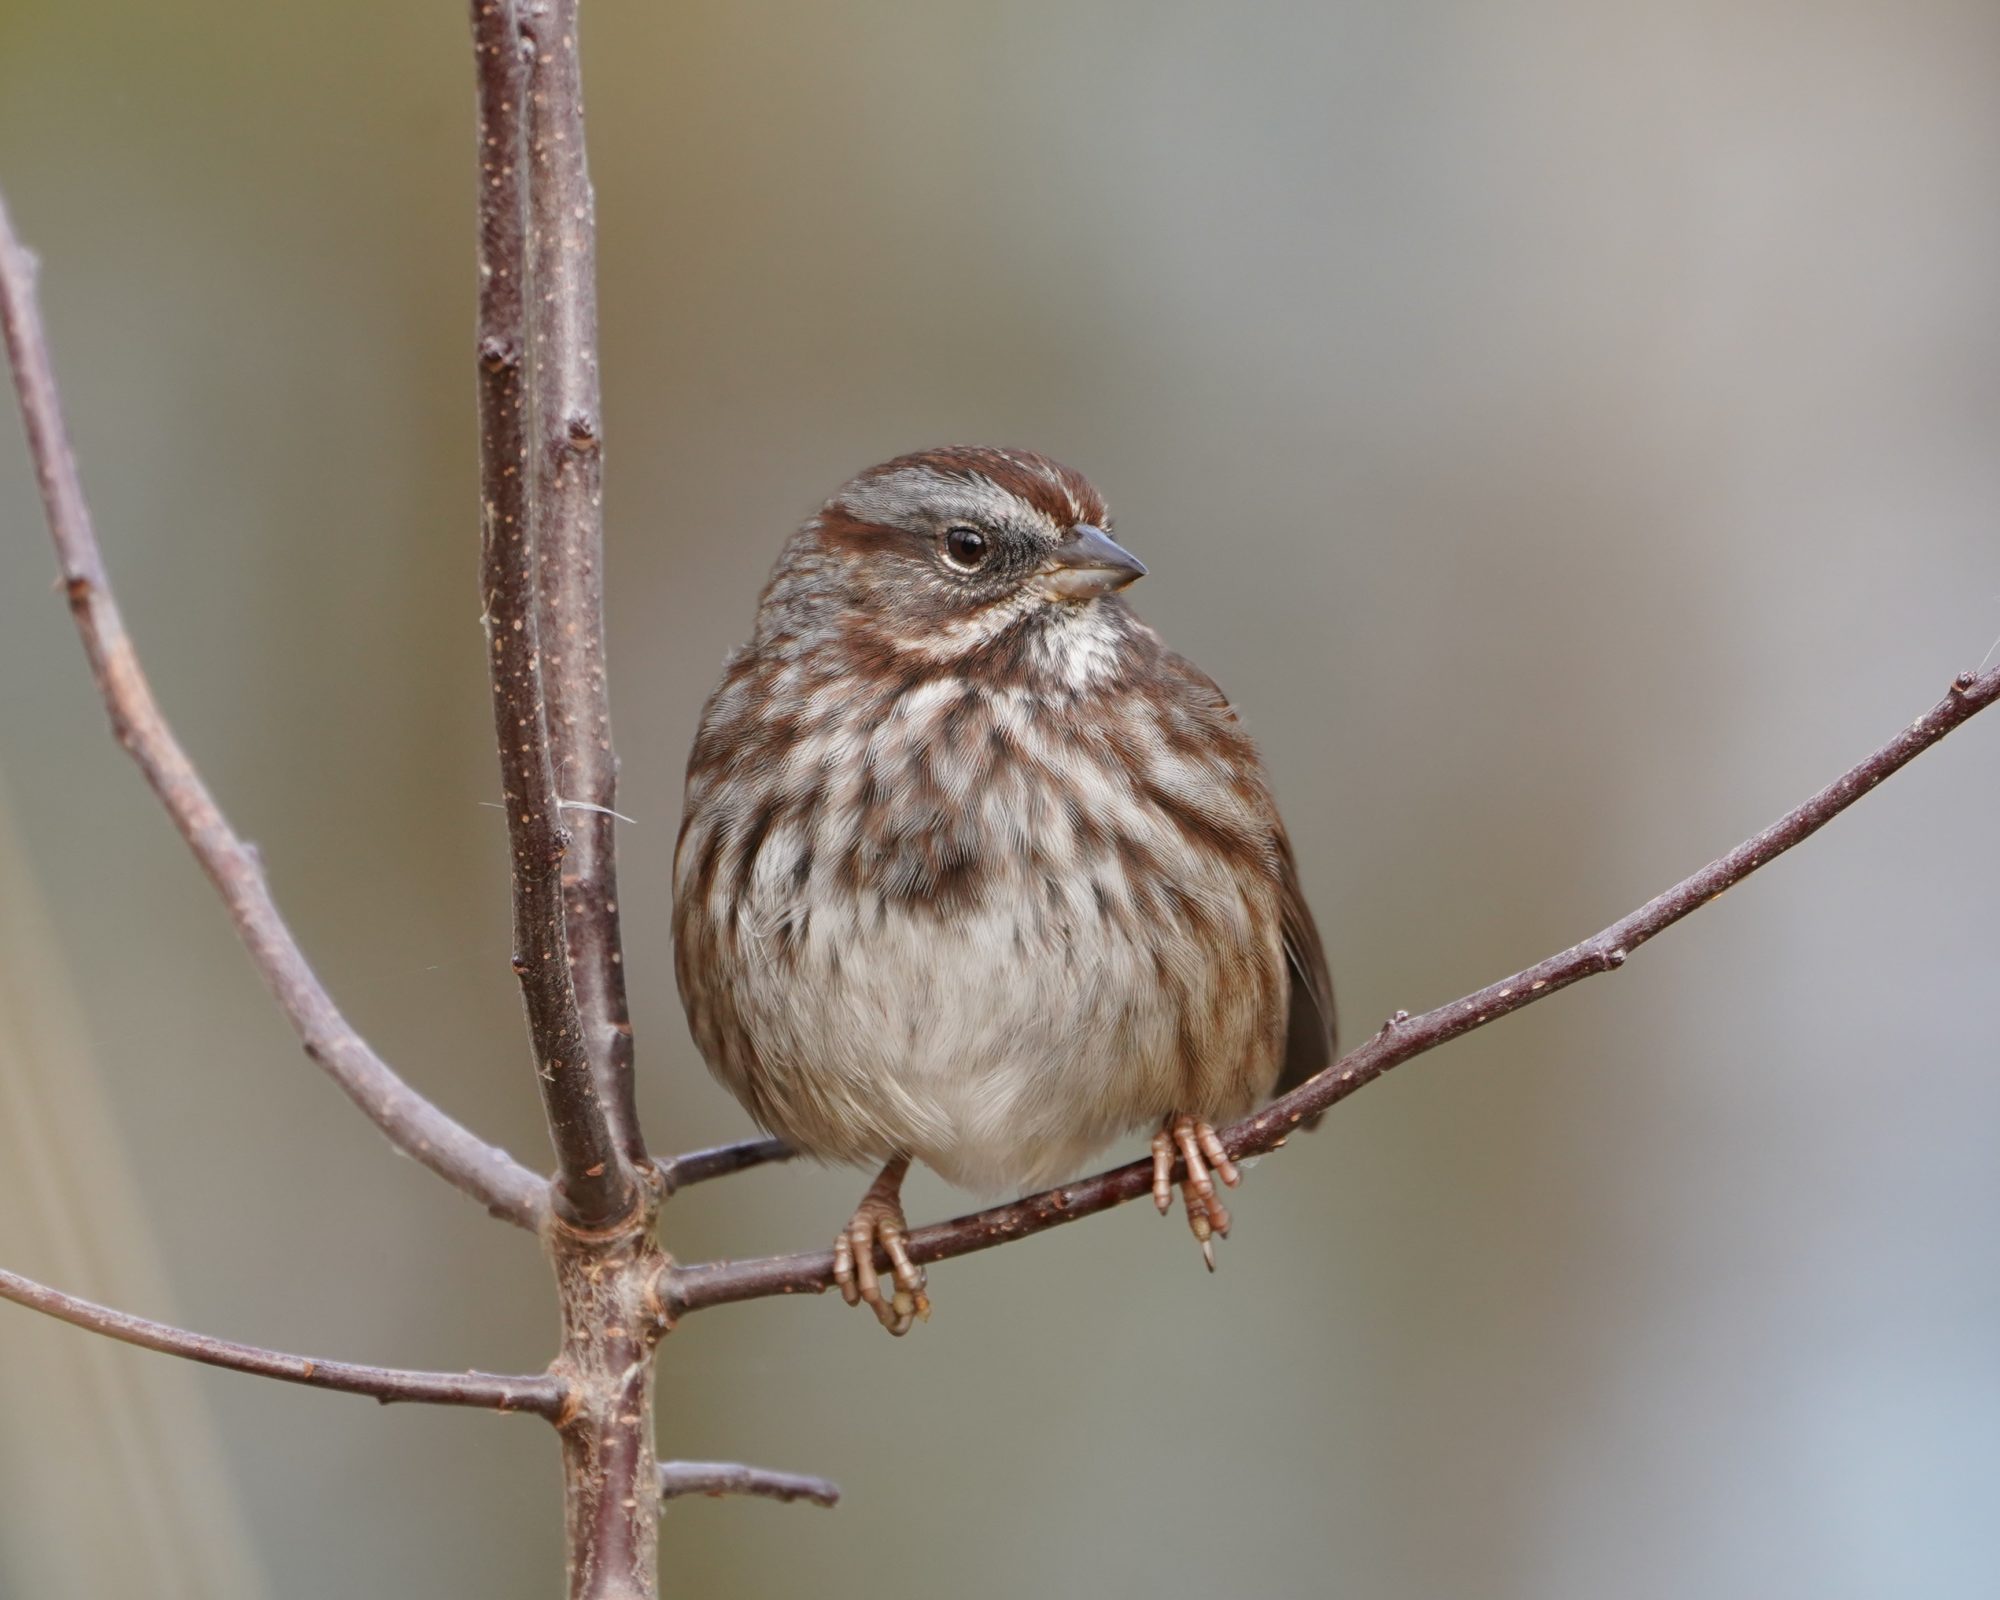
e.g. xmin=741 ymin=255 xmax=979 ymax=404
xmin=657 ymin=1460 xmax=840 ymax=1508
xmin=654 ymin=1136 xmax=796 ymax=1196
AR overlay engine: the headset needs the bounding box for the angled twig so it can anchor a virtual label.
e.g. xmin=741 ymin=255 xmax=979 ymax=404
xmin=657 ymin=1460 xmax=840 ymax=1508
xmin=655 ymin=1137 xmax=795 ymax=1195
xmin=0 ymin=189 xmax=548 ymax=1233
xmin=0 ymin=1265 xmax=565 ymax=1416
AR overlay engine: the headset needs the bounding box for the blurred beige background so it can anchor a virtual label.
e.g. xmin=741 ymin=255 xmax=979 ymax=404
xmin=3 ymin=2 xmax=1998 ymax=1596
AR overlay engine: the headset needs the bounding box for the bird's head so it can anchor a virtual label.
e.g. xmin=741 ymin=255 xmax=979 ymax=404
xmin=763 ymin=447 xmax=1146 ymax=670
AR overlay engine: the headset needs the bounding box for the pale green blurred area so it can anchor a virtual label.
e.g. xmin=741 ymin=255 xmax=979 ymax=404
xmin=2 ymin=0 xmax=1998 ymax=1595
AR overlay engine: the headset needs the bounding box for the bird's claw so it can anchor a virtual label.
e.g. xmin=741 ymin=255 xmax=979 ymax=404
xmin=1150 ymin=1114 xmax=1241 ymax=1271
xmin=832 ymin=1183 xmax=930 ymax=1336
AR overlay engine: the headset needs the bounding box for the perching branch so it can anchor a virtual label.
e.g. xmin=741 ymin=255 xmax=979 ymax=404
xmin=474 ymin=0 xmax=637 ymax=1230
xmin=517 ymin=0 xmax=643 ymax=1170
xmin=663 ymin=663 xmax=2000 ymax=1317
xmin=0 ymin=189 xmax=548 ymax=1235
xmin=657 ymin=1460 xmax=840 ymax=1508
xmin=0 ymin=1265 xmax=565 ymax=1416
xmin=655 ymin=1137 xmax=795 ymax=1195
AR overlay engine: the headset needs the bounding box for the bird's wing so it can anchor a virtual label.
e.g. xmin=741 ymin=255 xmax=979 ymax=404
xmin=1273 ymin=823 xmax=1336 ymax=1108
xmin=1150 ymin=637 xmax=1336 ymax=1106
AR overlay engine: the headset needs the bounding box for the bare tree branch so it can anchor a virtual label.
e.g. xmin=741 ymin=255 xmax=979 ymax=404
xmin=473 ymin=0 xmax=638 ymax=1230
xmin=0 ymin=1265 xmax=565 ymax=1416
xmin=0 ymin=189 xmax=549 ymax=1234
xmin=516 ymin=0 xmax=642 ymax=1171
xmin=14 ymin=2 xmax=1996 ymax=1590
xmin=655 ymin=1137 xmax=795 ymax=1195
xmin=662 ymin=664 xmax=2000 ymax=1317
xmin=477 ymin=8 xmax=667 ymax=1598
xmin=657 ymin=1460 xmax=840 ymax=1508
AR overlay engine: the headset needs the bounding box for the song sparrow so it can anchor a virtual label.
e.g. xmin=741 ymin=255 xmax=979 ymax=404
xmin=674 ymin=447 xmax=1334 ymax=1333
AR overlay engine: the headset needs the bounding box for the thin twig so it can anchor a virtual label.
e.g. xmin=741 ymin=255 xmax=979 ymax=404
xmin=0 ymin=1266 xmax=565 ymax=1416
xmin=655 ymin=1137 xmax=795 ymax=1195
xmin=0 ymin=188 xmax=548 ymax=1234
xmin=657 ymin=1460 xmax=840 ymax=1508
xmin=473 ymin=0 xmax=636 ymax=1229
xmin=664 ymin=665 xmax=2000 ymax=1316
xmin=517 ymin=0 xmax=642 ymax=1168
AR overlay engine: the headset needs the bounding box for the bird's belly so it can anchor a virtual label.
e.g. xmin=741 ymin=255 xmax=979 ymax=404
xmin=719 ymin=867 xmax=1282 ymax=1193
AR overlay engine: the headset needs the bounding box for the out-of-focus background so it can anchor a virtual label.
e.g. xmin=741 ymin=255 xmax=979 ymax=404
xmin=2 ymin=2 xmax=1997 ymax=1595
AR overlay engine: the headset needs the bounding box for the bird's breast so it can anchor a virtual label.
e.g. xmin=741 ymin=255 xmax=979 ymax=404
xmin=674 ymin=668 xmax=1289 ymax=1191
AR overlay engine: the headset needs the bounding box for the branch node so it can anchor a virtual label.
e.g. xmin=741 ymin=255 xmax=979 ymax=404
xmin=641 ymin=1259 xmax=676 ymax=1334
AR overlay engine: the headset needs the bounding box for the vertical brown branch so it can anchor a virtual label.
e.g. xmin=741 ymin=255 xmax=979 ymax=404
xmin=475 ymin=7 xmax=666 ymax=1598
xmin=472 ymin=0 xmax=636 ymax=1230
xmin=518 ymin=0 xmax=644 ymax=1165
xmin=549 ymin=1226 xmax=664 ymax=1600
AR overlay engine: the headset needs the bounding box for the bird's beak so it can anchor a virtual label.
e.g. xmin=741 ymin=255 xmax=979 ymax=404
xmin=1038 ymin=524 xmax=1147 ymax=601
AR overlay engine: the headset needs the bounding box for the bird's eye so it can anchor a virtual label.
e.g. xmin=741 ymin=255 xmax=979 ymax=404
xmin=942 ymin=525 xmax=990 ymax=571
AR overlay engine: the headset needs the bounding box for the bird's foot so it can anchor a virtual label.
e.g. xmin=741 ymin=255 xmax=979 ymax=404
xmin=832 ymin=1157 xmax=930 ymax=1336
xmin=1150 ymin=1114 xmax=1241 ymax=1271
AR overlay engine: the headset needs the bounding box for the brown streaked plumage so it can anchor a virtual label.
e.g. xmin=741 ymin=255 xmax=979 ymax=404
xmin=674 ymin=446 xmax=1334 ymax=1332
